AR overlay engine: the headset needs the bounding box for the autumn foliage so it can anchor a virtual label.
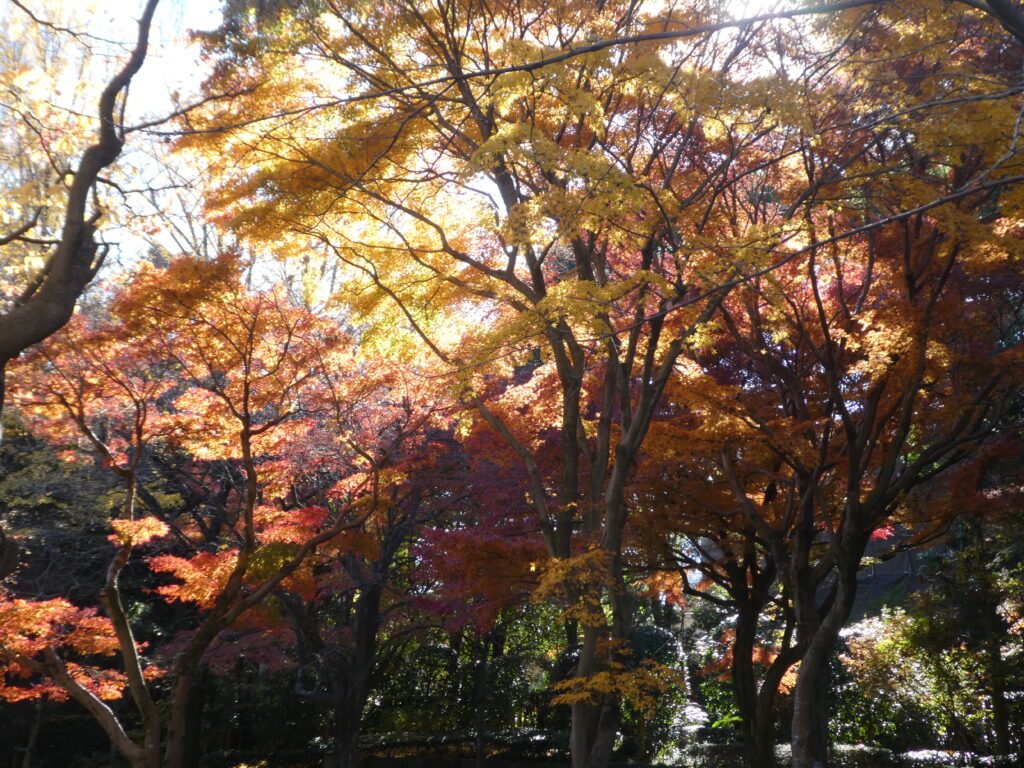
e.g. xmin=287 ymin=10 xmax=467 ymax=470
xmin=3 ymin=2 xmax=1024 ymax=768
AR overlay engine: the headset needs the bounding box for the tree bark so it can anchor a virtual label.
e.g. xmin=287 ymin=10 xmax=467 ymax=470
xmin=0 ymin=0 xmax=159 ymax=370
xmin=473 ymin=649 xmax=488 ymax=768
xmin=328 ymin=578 xmax=385 ymax=768
xmin=330 ymin=712 xmax=363 ymax=768
xmin=789 ymin=555 xmax=859 ymax=768
xmin=790 ymin=637 xmax=831 ymax=768
xmin=570 ymin=625 xmax=602 ymax=768
xmin=20 ymin=701 xmax=42 ymax=768
xmin=164 ymin=664 xmax=198 ymax=768
xmin=733 ymin=605 xmax=777 ymax=768
xmin=182 ymin=676 xmax=206 ymax=768
xmin=0 ymin=0 xmax=160 ymax=576
xmin=42 ymin=648 xmax=153 ymax=768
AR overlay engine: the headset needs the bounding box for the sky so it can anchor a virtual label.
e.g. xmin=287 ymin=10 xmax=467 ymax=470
xmin=125 ymin=0 xmax=223 ymax=125
xmin=92 ymin=0 xmax=792 ymax=128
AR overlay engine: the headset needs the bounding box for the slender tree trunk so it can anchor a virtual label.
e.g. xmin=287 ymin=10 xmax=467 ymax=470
xmin=733 ymin=608 xmax=776 ymax=768
xmin=570 ymin=625 xmax=602 ymax=768
xmin=43 ymin=645 xmax=154 ymax=768
xmin=978 ymin=582 xmax=1012 ymax=756
xmin=812 ymin=668 xmax=830 ymax=763
xmin=182 ymin=676 xmax=206 ymax=768
xmin=474 ymin=650 xmax=488 ymax=768
xmin=20 ymin=701 xmax=42 ymax=768
xmin=990 ymin=683 xmax=1011 ymax=755
xmin=987 ymin=639 xmax=1011 ymax=755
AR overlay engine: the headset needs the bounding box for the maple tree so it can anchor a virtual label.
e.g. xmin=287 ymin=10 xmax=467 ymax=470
xmin=633 ymin=458 xmax=797 ymax=768
xmin=177 ymin=2 xmax=848 ymax=763
xmin=273 ymin=383 xmax=468 ymax=768
xmin=0 ymin=0 xmax=160 ymax=581
xmin=1 ymin=253 xmax=426 ymax=768
xmin=636 ymin=4 xmax=1024 ymax=762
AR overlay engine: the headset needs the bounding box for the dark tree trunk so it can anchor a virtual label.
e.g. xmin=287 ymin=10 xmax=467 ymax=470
xmin=725 ymin=551 xmax=791 ymax=768
xmin=569 ymin=624 xmax=622 ymax=768
xmin=165 ymin=666 xmax=197 ymax=768
xmin=790 ymin=636 xmax=831 ymax=768
xmin=181 ymin=676 xmax=206 ymax=768
xmin=990 ymin=674 xmax=1011 ymax=756
xmin=789 ymin=552 xmax=860 ymax=768
xmin=734 ymin=610 xmax=765 ymax=766
xmin=568 ymin=574 xmax=633 ymax=768
xmin=20 ymin=701 xmax=43 ymax=768
xmin=589 ymin=695 xmax=620 ymax=768
xmin=328 ymin=580 xmax=384 ymax=768
xmin=733 ymin=609 xmax=777 ymax=768
xmin=330 ymin=709 xmax=363 ymax=768
xmin=570 ymin=626 xmax=601 ymax=768
xmin=473 ymin=650 xmax=488 ymax=768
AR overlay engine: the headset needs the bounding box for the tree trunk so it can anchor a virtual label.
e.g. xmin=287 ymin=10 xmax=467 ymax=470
xmin=789 ymin=561 xmax=858 ymax=768
xmin=164 ymin=667 xmax=196 ymax=768
xmin=181 ymin=677 xmax=206 ymax=768
xmin=733 ymin=605 xmax=776 ymax=768
xmin=790 ymin=635 xmax=831 ymax=768
xmin=569 ymin=620 xmax=626 ymax=768
xmin=568 ymin=618 xmax=626 ymax=768
xmin=987 ymin=642 xmax=1011 ymax=755
xmin=20 ymin=701 xmax=42 ymax=768
xmin=328 ymin=580 xmax=384 ymax=768
xmin=474 ymin=651 xmax=488 ymax=768
xmin=736 ymin=673 xmax=777 ymax=768
xmin=330 ymin=709 xmax=363 ymax=768
xmin=570 ymin=625 xmax=601 ymax=768
xmin=979 ymin=584 xmax=1012 ymax=756
xmin=588 ymin=695 xmax=619 ymax=768
xmin=0 ymin=0 xmax=160 ymax=367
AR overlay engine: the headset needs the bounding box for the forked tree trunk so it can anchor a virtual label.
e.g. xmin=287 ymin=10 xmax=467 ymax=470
xmin=789 ymin=554 xmax=860 ymax=768
xmin=568 ymin=551 xmax=636 ymax=768
xmin=568 ymin=623 xmax=623 ymax=768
